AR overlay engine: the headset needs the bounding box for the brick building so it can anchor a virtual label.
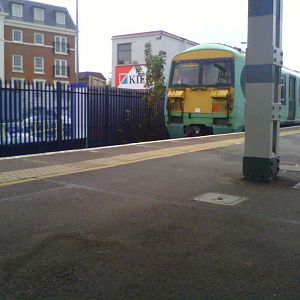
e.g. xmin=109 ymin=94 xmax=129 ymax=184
xmin=0 ymin=0 xmax=76 ymax=85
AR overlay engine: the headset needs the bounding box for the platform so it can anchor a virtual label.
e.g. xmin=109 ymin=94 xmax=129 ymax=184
xmin=0 ymin=127 xmax=300 ymax=299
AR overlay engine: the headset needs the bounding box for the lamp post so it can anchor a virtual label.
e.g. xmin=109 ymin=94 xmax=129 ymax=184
xmin=75 ymin=0 xmax=79 ymax=82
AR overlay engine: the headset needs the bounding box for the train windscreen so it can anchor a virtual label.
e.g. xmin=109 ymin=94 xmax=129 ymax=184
xmin=170 ymin=59 xmax=233 ymax=88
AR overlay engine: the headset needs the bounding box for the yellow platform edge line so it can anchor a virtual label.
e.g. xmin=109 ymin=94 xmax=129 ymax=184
xmin=0 ymin=129 xmax=299 ymax=188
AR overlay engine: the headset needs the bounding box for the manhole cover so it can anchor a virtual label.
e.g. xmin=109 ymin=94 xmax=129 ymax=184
xmin=193 ymin=193 xmax=247 ymax=206
xmin=293 ymin=183 xmax=300 ymax=190
xmin=281 ymin=165 xmax=300 ymax=172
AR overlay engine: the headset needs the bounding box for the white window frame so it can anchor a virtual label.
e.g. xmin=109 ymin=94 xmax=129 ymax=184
xmin=54 ymin=80 xmax=69 ymax=87
xmin=12 ymin=55 xmax=23 ymax=73
xmin=54 ymin=36 xmax=68 ymax=54
xmin=55 ymin=59 xmax=68 ymax=78
xmin=34 ymin=32 xmax=44 ymax=45
xmin=11 ymin=77 xmax=25 ymax=88
xmin=34 ymin=7 xmax=44 ymax=21
xmin=12 ymin=29 xmax=23 ymax=43
xmin=56 ymin=12 xmax=66 ymax=25
xmin=12 ymin=3 xmax=23 ymax=18
xmin=34 ymin=57 xmax=44 ymax=74
xmin=33 ymin=79 xmax=46 ymax=88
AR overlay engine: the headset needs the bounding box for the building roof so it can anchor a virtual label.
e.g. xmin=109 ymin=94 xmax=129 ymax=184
xmin=112 ymin=30 xmax=198 ymax=46
xmin=79 ymin=72 xmax=106 ymax=81
xmin=0 ymin=0 xmax=76 ymax=30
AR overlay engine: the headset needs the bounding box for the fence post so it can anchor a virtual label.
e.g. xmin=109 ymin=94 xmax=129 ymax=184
xmin=56 ymin=82 xmax=62 ymax=149
xmin=104 ymin=86 xmax=109 ymax=146
xmin=0 ymin=80 xmax=2 ymax=146
xmin=85 ymin=86 xmax=88 ymax=149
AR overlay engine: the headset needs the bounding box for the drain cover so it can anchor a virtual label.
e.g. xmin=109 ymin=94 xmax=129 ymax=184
xmin=193 ymin=193 xmax=247 ymax=206
xmin=293 ymin=183 xmax=300 ymax=190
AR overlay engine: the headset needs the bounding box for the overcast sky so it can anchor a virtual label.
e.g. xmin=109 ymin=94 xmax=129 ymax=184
xmin=36 ymin=0 xmax=299 ymax=80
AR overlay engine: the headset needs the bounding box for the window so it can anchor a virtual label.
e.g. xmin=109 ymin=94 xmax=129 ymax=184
xmin=280 ymin=76 xmax=286 ymax=105
xmin=33 ymin=79 xmax=46 ymax=88
xmin=11 ymin=78 xmax=25 ymax=88
xmin=54 ymin=80 xmax=69 ymax=87
xmin=12 ymin=29 xmax=22 ymax=42
xmin=34 ymin=7 xmax=44 ymax=21
xmin=54 ymin=36 xmax=68 ymax=54
xmin=34 ymin=57 xmax=44 ymax=73
xmin=289 ymin=77 xmax=296 ymax=100
xmin=54 ymin=59 xmax=68 ymax=77
xmin=170 ymin=59 xmax=233 ymax=88
xmin=56 ymin=12 xmax=66 ymax=25
xmin=202 ymin=61 xmax=232 ymax=86
xmin=34 ymin=32 xmax=44 ymax=45
xmin=12 ymin=3 xmax=23 ymax=17
xmin=12 ymin=55 xmax=23 ymax=72
xmin=117 ymin=43 xmax=131 ymax=65
xmin=172 ymin=62 xmax=200 ymax=86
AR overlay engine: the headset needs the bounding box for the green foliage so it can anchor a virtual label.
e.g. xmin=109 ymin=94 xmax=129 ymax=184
xmin=144 ymin=43 xmax=166 ymax=96
xmin=134 ymin=42 xmax=166 ymax=99
xmin=135 ymin=43 xmax=167 ymax=140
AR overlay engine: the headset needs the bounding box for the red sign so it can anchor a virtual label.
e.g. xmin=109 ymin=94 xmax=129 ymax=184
xmin=115 ymin=65 xmax=147 ymax=89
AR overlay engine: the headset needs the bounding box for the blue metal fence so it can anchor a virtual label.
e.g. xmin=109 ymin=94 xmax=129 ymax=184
xmin=0 ymin=81 xmax=86 ymax=157
xmin=0 ymin=81 xmax=168 ymax=157
xmin=87 ymin=87 xmax=167 ymax=147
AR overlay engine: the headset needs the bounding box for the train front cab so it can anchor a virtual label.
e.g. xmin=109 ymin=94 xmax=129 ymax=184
xmin=165 ymin=46 xmax=246 ymax=139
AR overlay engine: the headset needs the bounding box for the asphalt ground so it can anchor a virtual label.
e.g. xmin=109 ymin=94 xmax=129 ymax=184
xmin=0 ymin=127 xmax=300 ymax=299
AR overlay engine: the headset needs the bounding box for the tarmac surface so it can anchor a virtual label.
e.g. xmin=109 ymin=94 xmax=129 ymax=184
xmin=0 ymin=127 xmax=300 ymax=299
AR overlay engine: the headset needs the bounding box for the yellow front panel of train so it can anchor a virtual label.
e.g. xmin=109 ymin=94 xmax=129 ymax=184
xmin=168 ymin=49 xmax=235 ymax=115
xmin=183 ymin=89 xmax=213 ymax=113
xmin=168 ymin=88 xmax=234 ymax=114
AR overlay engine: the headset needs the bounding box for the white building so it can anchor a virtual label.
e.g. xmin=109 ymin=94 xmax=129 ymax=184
xmin=111 ymin=30 xmax=198 ymax=89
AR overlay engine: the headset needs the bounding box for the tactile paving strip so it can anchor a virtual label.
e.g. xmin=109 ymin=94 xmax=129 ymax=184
xmin=0 ymin=128 xmax=299 ymax=187
xmin=0 ymin=137 xmax=244 ymax=186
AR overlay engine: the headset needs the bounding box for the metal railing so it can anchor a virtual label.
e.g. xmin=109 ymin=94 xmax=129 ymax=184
xmin=0 ymin=81 xmax=167 ymax=157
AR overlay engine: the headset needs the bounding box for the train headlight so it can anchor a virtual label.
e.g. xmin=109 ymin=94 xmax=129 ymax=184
xmin=212 ymin=104 xmax=222 ymax=112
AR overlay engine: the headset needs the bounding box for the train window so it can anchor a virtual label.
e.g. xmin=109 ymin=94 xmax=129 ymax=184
xmin=169 ymin=59 xmax=233 ymax=88
xmin=280 ymin=76 xmax=286 ymax=105
xmin=289 ymin=77 xmax=296 ymax=100
xmin=202 ymin=61 xmax=232 ymax=86
xmin=240 ymin=66 xmax=246 ymax=98
xmin=202 ymin=62 xmax=230 ymax=85
xmin=171 ymin=62 xmax=200 ymax=86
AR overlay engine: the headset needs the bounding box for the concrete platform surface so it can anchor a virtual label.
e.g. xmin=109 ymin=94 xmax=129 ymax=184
xmin=0 ymin=127 xmax=300 ymax=299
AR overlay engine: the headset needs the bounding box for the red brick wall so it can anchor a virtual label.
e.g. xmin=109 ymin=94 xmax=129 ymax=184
xmin=4 ymin=26 xmax=76 ymax=83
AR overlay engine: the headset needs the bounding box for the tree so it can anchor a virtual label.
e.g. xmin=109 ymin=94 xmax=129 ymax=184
xmin=135 ymin=43 xmax=167 ymax=140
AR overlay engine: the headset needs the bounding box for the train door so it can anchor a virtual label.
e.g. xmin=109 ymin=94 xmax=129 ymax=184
xmin=288 ymin=76 xmax=296 ymax=120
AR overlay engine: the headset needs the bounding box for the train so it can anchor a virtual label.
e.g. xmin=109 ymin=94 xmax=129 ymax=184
xmin=164 ymin=43 xmax=300 ymax=138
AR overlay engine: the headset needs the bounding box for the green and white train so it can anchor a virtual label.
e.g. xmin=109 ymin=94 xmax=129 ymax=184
xmin=165 ymin=43 xmax=300 ymax=138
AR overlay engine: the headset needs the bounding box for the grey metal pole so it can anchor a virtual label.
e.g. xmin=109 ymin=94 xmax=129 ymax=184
xmin=243 ymin=0 xmax=283 ymax=181
xmin=75 ymin=0 xmax=79 ymax=83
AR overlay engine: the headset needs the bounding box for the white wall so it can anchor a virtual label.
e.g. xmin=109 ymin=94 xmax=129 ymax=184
xmin=111 ymin=32 xmax=197 ymax=87
xmin=0 ymin=14 xmax=5 ymax=82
